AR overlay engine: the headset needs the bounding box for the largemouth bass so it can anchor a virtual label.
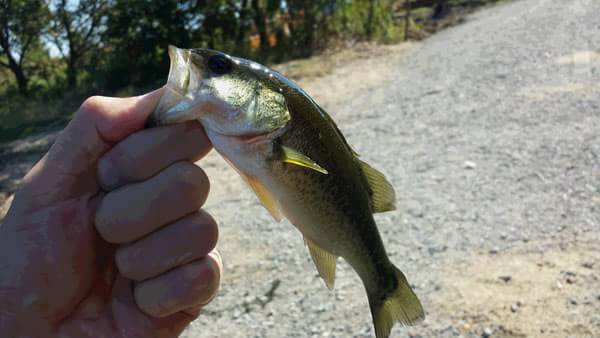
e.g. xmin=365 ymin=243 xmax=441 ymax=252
xmin=148 ymin=46 xmax=424 ymax=338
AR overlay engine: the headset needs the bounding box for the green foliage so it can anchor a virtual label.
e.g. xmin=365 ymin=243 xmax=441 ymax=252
xmin=0 ymin=0 xmax=51 ymax=95
xmin=100 ymin=0 xmax=194 ymax=89
xmin=0 ymin=0 xmax=507 ymax=143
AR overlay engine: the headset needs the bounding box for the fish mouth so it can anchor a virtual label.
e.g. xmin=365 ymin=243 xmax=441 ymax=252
xmin=150 ymin=45 xmax=213 ymax=127
xmin=207 ymin=125 xmax=285 ymax=145
xmin=151 ymin=46 xmax=192 ymax=124
xmin=211 ymin=129 xmax=272 ymax=145
xmin=231 ymin=132 xmax=270 ymax=144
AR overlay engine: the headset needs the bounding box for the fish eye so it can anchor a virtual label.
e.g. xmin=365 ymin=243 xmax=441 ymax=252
xmin=208 ymin=54 xmax=233 ymax=75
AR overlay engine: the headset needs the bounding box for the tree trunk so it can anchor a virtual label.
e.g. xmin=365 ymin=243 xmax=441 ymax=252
xmin=301 ymin=1 xmax=316 ymax=56
xmin=366 ymin=0 xmax=376 ymax=39
xmin=235 ymin=0 xmax=249 ymax=52
xmin=251 ymin=0 xmax=269 ymax=58
xmin=7 ymin=57 xmax=28 ymax=96
xmin=404 ymin=0 xmax=411 ymax=41
xmin=67 ymin=56 xmax=77 ymax=88
xmin=0 ymin=32 xmax=29 ymax=95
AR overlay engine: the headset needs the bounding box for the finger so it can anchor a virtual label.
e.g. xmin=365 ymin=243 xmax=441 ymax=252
xmin=95 ymin=162 xmax=209 ymax=243
xmin=97 ymin=121 xmax=212 ymax=191
xmin=109 ymin=275 xmax=196 ymax=338
xmin=115 ymin=210 xmax=218 ymax=281
xmin=134 ymin=251 xmax=222 ymax=318
xmin=16 ymin=89 xmax=165 ymax=212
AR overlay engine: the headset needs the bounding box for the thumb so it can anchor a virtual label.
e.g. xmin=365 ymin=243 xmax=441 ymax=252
xmin=15 ymin=88 xmax=164 ymax=209
xmin=50 ymin=87 xmax=165 ymax=170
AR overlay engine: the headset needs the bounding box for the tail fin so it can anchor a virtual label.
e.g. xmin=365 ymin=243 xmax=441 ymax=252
xmin=368 ymin=265 xmax=425 ymax=338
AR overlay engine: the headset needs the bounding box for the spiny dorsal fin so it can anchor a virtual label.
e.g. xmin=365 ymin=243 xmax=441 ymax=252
xmin=281 ymin=146 xmax=328 ymax=175
xmin=304 ymin=237 xmax=337 ymax=290
xmin=245 ymin=175 xmax=284 ymax=222
xmin=359 ymin=159 xmax=396 ymax=213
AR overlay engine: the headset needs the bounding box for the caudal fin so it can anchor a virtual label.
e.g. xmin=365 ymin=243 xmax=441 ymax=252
xmin=368 ymin=266 xmax=425 ymax=338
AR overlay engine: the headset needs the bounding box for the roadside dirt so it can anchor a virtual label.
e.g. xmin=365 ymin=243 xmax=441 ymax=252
xmin=435 ymin=240 xmax=600 ymax=337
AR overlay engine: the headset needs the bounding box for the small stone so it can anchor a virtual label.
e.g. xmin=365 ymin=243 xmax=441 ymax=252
xmin=556 ymin=281 xmax=563 ymax=289
xmin=569 ymin=298 xmax=577 ymax=305
xmin=566 ymin=276 xmax=576 ymax=284
xmin=582 ymin=262 xmax=594 ymax=269
xmin=499 ymin=275 xmax=512 ymax=283
xmin=489 ymin=248 xmax=499 ymax=255
xmin=511 ymin=303 xmax=519 ymax=312
xmin=482 ymin=327 xmax=493 ymax=337
xmin=464 ymin=161 xmax=477 ymax=169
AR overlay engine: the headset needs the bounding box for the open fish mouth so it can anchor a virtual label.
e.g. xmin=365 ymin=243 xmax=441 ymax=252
xmin=149 ymin=46 xmax=201 ymax=127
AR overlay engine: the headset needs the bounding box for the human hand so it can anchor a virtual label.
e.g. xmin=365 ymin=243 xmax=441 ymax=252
xmin=0 ymin=89 xmax=221 ymax=338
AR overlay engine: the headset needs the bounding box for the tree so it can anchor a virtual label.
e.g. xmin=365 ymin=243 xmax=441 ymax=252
xmin=0 ymin=0 xmax=50 ymax=95
xmin=47 ymin=0 xmax=108 ymax=88
xmin=102 ymin=0 xmax=193 ymax=89
xmin=251 ymin=0 xmax=269 ymax=57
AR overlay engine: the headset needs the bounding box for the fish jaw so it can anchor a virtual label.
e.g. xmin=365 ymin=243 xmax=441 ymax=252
xmin=150 ymin=46 xmax=194 ymax=126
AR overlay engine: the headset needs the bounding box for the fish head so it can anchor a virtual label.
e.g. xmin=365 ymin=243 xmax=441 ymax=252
xmin=150 ymin=45 xmax=290 ymax=137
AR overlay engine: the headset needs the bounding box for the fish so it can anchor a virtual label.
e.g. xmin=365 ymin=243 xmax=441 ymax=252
xmin=148 ymin=45 xmax=425 ymax=338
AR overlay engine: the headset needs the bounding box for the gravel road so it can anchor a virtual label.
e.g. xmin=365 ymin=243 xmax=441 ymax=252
xmin=1 ymin=0 xmax=599 ymax=337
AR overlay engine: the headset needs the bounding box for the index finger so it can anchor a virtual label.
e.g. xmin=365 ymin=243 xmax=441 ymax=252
xmin=97 ymin=121 xmax=211 ymax=190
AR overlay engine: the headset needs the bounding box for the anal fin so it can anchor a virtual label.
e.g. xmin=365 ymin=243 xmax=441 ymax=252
xmin=304 ymin=237 xmax=337 ymax=289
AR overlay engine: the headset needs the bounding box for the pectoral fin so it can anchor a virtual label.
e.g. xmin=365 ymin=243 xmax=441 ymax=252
xmin=281 ymin=146 xmax=328 ymax=175
xmin=359 ymin=160 xmax=396 ymax=213
xmin=304 ymin=237 xmax=337 ymax=289
xmin=245 ymin=176 xmax=284 ymax=222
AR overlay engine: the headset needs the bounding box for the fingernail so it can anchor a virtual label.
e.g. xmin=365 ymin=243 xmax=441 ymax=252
xmin=98 ymin=159 xmax=119 ymax=190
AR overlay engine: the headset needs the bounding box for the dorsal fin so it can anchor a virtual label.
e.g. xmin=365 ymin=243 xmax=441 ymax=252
xmin=304 ymin=237 xmax=337 ymax=290
xmin=358 ymin=159 xmax=396 ymax=213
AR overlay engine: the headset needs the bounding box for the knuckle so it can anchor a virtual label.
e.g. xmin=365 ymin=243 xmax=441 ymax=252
xmin=79 ymin=96 xmax=105 ymax=116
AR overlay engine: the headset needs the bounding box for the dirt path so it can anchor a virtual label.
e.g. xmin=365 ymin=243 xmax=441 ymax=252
xmin=1 ymin=0 xmax=599 ymax=337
